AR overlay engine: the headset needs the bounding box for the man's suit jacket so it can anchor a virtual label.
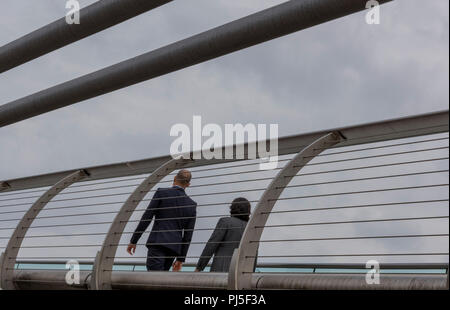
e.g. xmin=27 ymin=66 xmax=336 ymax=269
xmin=130 ymin=186 xmax=197 ymax=262
xmin=196 ymin=216 xmax=248 ymax=272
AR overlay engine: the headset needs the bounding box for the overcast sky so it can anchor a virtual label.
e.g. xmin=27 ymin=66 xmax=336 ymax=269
xmin=0 ymin=0 xmax=448 ymax=181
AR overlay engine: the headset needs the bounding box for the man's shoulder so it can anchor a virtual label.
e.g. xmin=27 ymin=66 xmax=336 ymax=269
xmin=155 ymin=187 xmax=175 ymax=194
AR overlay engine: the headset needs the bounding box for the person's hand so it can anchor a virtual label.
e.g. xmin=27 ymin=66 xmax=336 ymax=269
xmin=127 ymin=244 xmax=136 ymax=255
xmin=172 ymin=260 xmax=183 ymax=272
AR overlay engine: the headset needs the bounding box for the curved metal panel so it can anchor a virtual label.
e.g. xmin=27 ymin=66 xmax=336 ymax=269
xmin=229 ymin=132 xmax=344 ymax=289
xmin=91 ymin=157 xmax=192 ymax=290
xmin=0 ymin=170 xmax=88 ymax=290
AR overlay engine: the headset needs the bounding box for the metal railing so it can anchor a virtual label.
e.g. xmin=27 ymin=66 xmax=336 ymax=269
xmin=0 ymin=110 xmax=448 ymax=290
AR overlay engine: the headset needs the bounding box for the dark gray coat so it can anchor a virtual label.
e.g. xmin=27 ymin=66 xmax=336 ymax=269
xmin=196 ymin=216 xmax=248 ymax=272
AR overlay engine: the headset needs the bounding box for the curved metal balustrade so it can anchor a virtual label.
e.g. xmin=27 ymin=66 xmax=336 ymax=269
xmin=0 ymin=111 xmax=448 ymax=290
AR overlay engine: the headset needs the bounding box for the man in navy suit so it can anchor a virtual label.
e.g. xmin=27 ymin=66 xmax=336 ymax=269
xmin=127 ymin=169 xmax=197 ymax=271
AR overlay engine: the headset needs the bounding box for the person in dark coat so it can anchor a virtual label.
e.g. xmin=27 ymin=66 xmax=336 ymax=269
xmin=195 ymin=197 xmax=251 ymax=273
xmin=127 ymin=169 xmax=197 ymax=272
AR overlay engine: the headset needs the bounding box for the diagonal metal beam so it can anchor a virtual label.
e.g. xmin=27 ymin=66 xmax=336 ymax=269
xmin=0 ymin=170 xmax=89 ymax=290
xmin=0 ymin=0 xmax=173 ymax=74
xmin=0 ymin=0 xmax=393 ymax=127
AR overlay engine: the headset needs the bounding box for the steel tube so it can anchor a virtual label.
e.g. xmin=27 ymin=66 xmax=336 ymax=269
xmin=0 ymin=0 xmax=172 ymax=74
xmin=0 ymin=0 xmax=392 ymax=127
xmin=251 ymin=273 xmax=448 ymax=290
xmin=10 ymin=270 xmax=447 ymax=290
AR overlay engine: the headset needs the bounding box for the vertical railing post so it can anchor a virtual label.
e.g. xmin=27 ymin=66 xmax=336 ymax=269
xmin=228 ymin=132 xmax=345 ymax=289
xmin=91 ymin=157 xmax=193 ymax=290
xmin=0 ymin=170 xmax=89 ymax=290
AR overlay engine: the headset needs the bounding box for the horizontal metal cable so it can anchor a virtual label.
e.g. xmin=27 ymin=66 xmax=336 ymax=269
xmin=18 ymin=213 xmax=449 ymax=233
xmin=24 ymin=167 xmax=450 ymax=208
xmin=1 ymin=199 xmax=447 ymax=240
xmin=176 ymin=146 xmax=450 ymax=183
xmin=292 ymin=146 xmax=449 ymax=168
xmin=119 ymin=226 xmax=244 ymax=234
xmin=4 ymin=184 xmax=450 ymax=229
xmin=15 ymin=240 xmax=241 ymax=249
xmin=0 ymin=210 xmax=119 ymax=223
xmin=78 ymin=127 xmax=448 ymax=186
xmin=312 ymin=136 xmax=449 ymax=157
xmin=110 ymin=255 xmax=233 ymax=259
xmin=324 ymin=124 xmax=449 ymax=147
xmin=180 ymin=135 xmax=449 ymax=176
xmin=0 ymin=183 xmax=263 ymax=208
xmin=65 ymin=176 xmax=148 ymax=190
xmin=5 ymin=232 xmax=110 ymax=240
xmin=251 ymin=233 xmax=449 ymax=243
xmin=2 ymin=140 xmax=449 ymax=202
xmin=255 ymin=215 xmax=449 ymax=229
xmin=270 ymin=184 xmax=449 ymax=202
xmin=283 ymin=156 xmax=449 ymax=179
xmin=21 ymin=213 xmax=250 ymax=229
xmin=131 ymin=172 xmax=450 ymax=212
xmin=2 ymin=153 xmax=441 ymax=215
xmin=0 ymin=128 xmax=447 ymax=199
xmin=122 ymin=212 xmax=250 ymax=224
xmin=10 ymin=256 xmax=97 ymax=260
xmin=8 ymin=134 xmax=436 ymax=200
xmin=0 ymin=188 xmax=48 ymax=198
xmin=131 ymin=158 xmax=450 ymax=212
xmin=9 ymin=226 xmax=246 ymax=240
xmin=151 ymin=133 xmax=450 ymax=176
xmin=8 ymin=152 xmax=442 ymax=214
xmin=245 ymin=252 xmax=449 ymax=259
xmin=263 ymin=199 xmax=449 ymax=215
xmin=0 ymin=209 xmax=28 ymax=216
xmin=1 ymin=146 xmax=447 ymax=209
xmin=278 ymin=169 xmax=448 ymax=190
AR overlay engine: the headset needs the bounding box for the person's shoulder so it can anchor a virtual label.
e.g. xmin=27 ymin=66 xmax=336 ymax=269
xmin=155 ymin=187 xmax=172 ymax=195
xmin=218 ymin=216 xmax=232 ymax=226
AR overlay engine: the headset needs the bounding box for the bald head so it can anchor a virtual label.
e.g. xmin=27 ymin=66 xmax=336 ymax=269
xmin=173 ymin=169 xmax=192 ymax=188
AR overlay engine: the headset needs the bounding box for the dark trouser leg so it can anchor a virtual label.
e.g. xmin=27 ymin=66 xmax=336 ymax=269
xmin=164 ymin=251 xmax=176 ymax=271
xmin=146 ymin=246 xmax=176 ymax=271
xmin=146 ymin=246 xmax=166 ymax=271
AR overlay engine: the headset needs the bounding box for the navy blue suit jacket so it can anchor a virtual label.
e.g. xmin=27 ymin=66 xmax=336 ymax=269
xmin=130 ymin=186 xmax=197 ymax=262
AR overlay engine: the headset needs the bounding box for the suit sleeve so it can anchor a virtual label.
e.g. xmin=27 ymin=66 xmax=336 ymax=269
xmin=129 ymin=189 xmax=162 ymax=245
xmin=177 ymin=203 xmax=197 ymax=263
xmin=195 ymin=217 xmax=227 ymax=271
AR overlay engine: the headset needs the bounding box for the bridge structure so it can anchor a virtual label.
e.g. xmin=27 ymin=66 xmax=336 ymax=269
xmin=0 ymin=0 xmax=448 ymax=290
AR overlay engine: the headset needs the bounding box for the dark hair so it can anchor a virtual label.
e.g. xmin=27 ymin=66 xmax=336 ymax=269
xmin=230 ymin=197 xmax=251 ymax=222
xmin=175 ymin=169 xmax=192 ymax=185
